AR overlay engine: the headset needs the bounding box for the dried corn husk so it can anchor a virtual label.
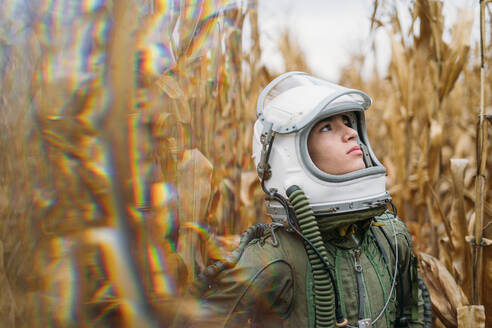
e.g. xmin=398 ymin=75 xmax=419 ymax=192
xmin=177 ymin=149 xmax=213 ymax=282
xmin=449 ymin=158 xmax=472 ymax=299
xmin=419 ymin=252 xmax=469 ymax=327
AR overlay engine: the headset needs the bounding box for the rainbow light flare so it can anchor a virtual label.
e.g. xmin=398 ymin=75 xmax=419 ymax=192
xmin=147 ymin=242 xmax=179 ymax=297
xmin=136 ymin=0 xmax=179 ymax=76
xmin=182 ymin=221 xmax=230 ymax=262
xmin=34 ymin=0 xmax=111 ymax=125
xmin=135 ymin=0 xmax=246 ymax=76
xmin=2 ymin=0 xmax=257 ymax=325
xmin=151 ymin=182 xmax=180 ymax=249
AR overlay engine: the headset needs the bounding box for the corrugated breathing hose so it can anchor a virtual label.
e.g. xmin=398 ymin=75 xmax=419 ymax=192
xmin=419 ymin=275 xmax=433 ymax=328
xmin=286 ymin=185 xmax=347 ymax=328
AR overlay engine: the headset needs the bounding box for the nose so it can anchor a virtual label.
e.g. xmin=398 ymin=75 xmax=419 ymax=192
xmin=342 ymin=125 xmax=358 ymax=142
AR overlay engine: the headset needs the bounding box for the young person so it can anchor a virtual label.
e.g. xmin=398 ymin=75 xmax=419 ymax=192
xmin=181 ymin=72 xmax=429 ymax=328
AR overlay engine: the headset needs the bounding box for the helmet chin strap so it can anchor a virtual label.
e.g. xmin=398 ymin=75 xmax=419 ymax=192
xmin=257 ymin=121 xmax=276 ymax=195
xmin=359 ymin=142 xmax=373 ymax=168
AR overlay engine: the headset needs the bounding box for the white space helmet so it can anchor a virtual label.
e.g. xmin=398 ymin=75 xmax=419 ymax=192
xmin=252 ymin=71 xmax=390 ymax=220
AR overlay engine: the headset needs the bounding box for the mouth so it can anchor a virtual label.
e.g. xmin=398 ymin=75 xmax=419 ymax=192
xmin=347 ymin=146 xmax=362 ymax=155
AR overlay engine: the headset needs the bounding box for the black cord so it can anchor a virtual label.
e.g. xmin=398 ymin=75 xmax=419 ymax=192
xmin=389 ymin=201 xmax=397 ymax=217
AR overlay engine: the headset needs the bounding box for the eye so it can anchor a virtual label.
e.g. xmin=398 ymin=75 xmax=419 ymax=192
xmin=342 ymin=115 xmax=352 ymax=128
xmin=320 ymin=122 xmax=332 ymax=132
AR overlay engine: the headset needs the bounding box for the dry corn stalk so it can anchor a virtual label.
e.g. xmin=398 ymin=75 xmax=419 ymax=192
xmin=457 ymin=305 xmax=486 ymax=328
xmin=449 ymin=158 xmax=472 ymax=299
xmin=471 ymin=0 xmax=491 ymax=307
xmin=176 ymin=149 xmax=213 ymax=282
xmin=419 ymin=253 xmax=469 ymax=327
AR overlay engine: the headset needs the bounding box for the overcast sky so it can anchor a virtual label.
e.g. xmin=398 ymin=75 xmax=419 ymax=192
xmin=257 ymin=0 xmax=480 ymax=82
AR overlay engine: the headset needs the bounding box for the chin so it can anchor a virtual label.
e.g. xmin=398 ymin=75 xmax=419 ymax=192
xmin=345 ymin=163 xmax=366 ymax=174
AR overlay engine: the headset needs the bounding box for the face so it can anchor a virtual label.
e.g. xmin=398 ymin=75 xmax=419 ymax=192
xmin=307 ymin=113 xmax=366 ymax=175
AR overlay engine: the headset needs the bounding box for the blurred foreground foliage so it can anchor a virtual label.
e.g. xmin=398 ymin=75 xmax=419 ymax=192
xmin=0 ymin=0 xmax=490 ymax=327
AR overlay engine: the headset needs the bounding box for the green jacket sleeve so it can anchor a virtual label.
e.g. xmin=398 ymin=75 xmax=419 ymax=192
xmin=184 ymin=240 xmax=295 ymax=327
xmin=393 ymin=219 xmax=425 ymax=327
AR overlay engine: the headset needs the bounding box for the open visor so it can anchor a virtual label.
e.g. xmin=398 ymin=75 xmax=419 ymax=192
xmin=257 ymin=71 xmax=372 ymax=134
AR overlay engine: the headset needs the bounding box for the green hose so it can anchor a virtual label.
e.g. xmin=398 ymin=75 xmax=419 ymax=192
xmin=287 ymin=186 xmax=347 ymax=328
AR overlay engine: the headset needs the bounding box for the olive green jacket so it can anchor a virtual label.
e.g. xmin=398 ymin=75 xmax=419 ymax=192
xmin=184 ymin=212 xmax=424 ymax=327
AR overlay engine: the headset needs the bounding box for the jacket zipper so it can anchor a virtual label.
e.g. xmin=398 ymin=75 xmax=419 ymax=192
xmin=353 ymin=249 xmax=367 ymax=321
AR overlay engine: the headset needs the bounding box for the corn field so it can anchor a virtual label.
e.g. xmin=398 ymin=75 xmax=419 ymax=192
xmin=0 ymin=0 xmax=491 ymax=327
